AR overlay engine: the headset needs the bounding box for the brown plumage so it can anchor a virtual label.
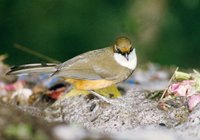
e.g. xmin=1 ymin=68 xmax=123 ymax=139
xmin=7 ymin=37 xmax=137 ymax=90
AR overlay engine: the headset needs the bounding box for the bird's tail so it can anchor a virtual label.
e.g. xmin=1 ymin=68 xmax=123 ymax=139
xmin=6 ymin=63 xmax=58 ymax=75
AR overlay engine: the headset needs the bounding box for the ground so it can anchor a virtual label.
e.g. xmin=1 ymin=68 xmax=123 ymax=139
xmin=0 ymin=61 xmax=200 ymax=140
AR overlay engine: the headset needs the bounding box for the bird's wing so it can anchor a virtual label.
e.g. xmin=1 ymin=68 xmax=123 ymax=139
xmin=53 ymin=47 xmax=127 ymax=81
xmin=53 ymin=49 xmax=105 ymax=80
xmin=92 ymin=61 xmax=125 ymax=81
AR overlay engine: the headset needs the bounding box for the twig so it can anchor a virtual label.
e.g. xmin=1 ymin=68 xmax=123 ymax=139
xmin=14 ymin=43 xmax=60 ymax=63
xmin=159 ymin=67 xmax=179 ymax=101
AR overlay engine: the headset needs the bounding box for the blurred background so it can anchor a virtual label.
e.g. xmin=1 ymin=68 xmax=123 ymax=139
xmin=0 ymin=0 xmax=199 ymax=68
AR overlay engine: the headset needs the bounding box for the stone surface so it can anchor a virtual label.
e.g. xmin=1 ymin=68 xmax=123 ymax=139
xmin=44 ymin=87 xmax=189 ymax=133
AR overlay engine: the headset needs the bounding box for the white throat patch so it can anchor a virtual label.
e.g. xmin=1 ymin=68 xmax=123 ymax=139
xmin=114 ymin=49 xmax=137 ymax=70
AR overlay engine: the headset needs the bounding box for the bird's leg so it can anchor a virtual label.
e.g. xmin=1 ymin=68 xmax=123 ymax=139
xmin=89 ymin=90 xmax=111 ymax=103
xmin=89 ymin=90 xmax=124 ymax=106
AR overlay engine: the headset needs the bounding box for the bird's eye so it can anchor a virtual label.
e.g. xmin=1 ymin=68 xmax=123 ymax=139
xmin=114 ymin=45 xmax=122 ymax=54
xmin=114 ymin=47 xmax=121 ymax=54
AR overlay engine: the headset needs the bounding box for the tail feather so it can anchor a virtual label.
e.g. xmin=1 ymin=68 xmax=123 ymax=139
xmin=7 ymin=63 xmax=58 ymax=75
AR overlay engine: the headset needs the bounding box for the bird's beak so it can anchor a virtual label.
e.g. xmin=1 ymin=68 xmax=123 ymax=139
xmin=125 ymin=53 xmax=129 ymax=61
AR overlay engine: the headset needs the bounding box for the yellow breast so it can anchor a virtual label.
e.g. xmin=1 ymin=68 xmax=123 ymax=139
xmin=65 ymin=78 xmax=114 ymax=90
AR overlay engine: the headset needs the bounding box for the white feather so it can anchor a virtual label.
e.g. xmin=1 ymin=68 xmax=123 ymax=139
xmin=114 ymin=49 xmax=137 ymax=70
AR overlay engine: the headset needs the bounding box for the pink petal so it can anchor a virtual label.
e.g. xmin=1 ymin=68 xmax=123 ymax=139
xmin=188 ymin=95 xmax=200 ymax=110
xmin=182 ymin=80 xmax=195 ymax=85
xmin=175 ymin=85 xmax=188 ymax=96
xmin=169 ymin=83 xmax=180 ymax=93
xmin=168 ymin=80 xmax=196 ymax=97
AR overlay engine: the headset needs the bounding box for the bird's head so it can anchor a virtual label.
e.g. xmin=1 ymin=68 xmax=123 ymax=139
xmin=113 ymin=37 xmax=134 ymax=61
xmin=113 ymin=37 xmax=137 ymax=70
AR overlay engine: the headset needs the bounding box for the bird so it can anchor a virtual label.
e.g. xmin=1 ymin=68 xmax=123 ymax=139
xmin=7 ymin=37 xmax=137 ymax=100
